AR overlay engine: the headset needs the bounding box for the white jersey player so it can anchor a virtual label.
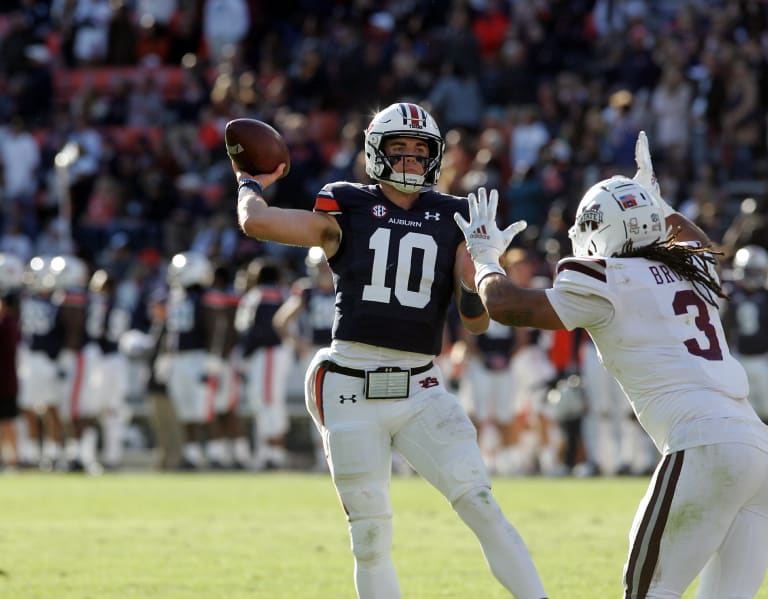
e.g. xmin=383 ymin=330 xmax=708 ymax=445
xmin=456 ymin=132 xmax=768 ymax=599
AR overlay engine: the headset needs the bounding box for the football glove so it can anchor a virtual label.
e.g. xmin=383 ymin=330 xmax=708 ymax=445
xmin=454 ymin=187 xmax=527 ymax=289
xmin=634 ymin=131 xmax=676 ymax=217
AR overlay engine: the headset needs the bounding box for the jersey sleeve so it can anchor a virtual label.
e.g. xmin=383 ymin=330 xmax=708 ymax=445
xmin=545 ymin=257 xmax=615 ymax=330
xmin=313 ymin=183 xmax=343 ymax=214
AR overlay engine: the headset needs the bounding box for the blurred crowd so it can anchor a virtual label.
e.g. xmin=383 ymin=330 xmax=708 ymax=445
xmin=1 ymin=0 xmax=768 ymax=474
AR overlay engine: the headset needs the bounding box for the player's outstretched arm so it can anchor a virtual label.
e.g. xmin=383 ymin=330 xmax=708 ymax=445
xmin=233 ymin=161 xmax=341 ymax=257
xmin=633 ymin=132 xmax=710 ymax=246
xmin=454 ymin=188 xmax=564 ymax=330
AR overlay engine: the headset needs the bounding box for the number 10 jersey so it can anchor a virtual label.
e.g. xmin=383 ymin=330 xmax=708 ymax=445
xmin=313 ymin=182 xmax=469 ymax=356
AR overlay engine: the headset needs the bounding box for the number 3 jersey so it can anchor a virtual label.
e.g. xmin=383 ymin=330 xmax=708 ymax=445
xmin=313 ymin=182 xmax=468 ymax=356
xmin=545 ymin=255 xmax=763 ymax=455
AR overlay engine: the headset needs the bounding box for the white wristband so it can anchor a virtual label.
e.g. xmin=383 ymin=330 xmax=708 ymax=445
xmin=474 ymin=262 xmax=506 ymax=290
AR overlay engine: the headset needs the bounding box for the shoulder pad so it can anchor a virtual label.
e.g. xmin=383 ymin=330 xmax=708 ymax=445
xmin=556 ymin=257 xmax=607 ymax=283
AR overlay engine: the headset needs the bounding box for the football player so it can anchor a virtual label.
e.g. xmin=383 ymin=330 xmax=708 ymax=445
xmin=0 ymin=253 xmax=24 ymax=469
xmin=85 ymin=269 xmax=132 ymax=470
xmin=50 ymin=255 xmax=99 ymax=473
xmin=273 ymin=246 xmax=336 ymax=471
xmin=722 ymin=245 xmax=768 ymax=424
xmin=165 ymin=251 xmax=214 ymax=470
xmin=456 ymin=131 xmax=768 ymax=599
xmin=18 ymin=255 xmax=64 ymax=469
xmin=233 ymin=102 xmax=548 ymax=599
xmin=234 ymin=258 xmax=290 ymax=470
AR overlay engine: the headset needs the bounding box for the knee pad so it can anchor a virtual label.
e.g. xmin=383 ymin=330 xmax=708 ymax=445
xmin=350 ymin=517 xmax=392 ymax=564
xmin=453 ymin=486 xmax=503 ymax=527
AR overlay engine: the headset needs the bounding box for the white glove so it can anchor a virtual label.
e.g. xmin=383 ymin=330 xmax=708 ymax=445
xmin=454 ymin=187 xmax=527 ymax=289
xmin=633 ymin=131 xmax=676 ymax=217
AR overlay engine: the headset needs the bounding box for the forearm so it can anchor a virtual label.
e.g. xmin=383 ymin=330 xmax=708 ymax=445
xmin=479 ymin=274 xmax=563 ymax=330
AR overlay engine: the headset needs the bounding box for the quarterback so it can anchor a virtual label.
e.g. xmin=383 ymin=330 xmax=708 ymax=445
xmin=234 ymin=103 xmax=548 ymax=599
xmin=456 ymin=132 xmax=768 ymax=598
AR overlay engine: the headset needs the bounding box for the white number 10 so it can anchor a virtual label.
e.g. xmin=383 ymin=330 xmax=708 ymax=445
xmin=362 ymin=228 xmax=437 ymax=308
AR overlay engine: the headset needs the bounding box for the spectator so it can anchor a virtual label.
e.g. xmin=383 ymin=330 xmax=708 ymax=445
xmin=202 ymin=0 xmax=250 ymax=65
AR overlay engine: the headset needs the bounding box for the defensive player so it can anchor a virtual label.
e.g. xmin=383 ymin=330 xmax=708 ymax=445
xmin=233 ymin=103 xmax=548 ymax=599
xmin=455 ymin=132 xmax=768 ymax=598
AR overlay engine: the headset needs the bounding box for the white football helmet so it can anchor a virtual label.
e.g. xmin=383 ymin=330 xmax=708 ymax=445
xmin=167 ymin=252 xmax=213 ymax=288
xmin=569 ymin=176 xmax=664 ymax=257
xmin=364 ymin=102 xmax=444 ymax=193
xmin=0 ymin=253 xmax=24 ymax=293
xmin=50 ymin=255 xmax=89 ymax=290
xmin=732 ymin=245 xmax=768 ymax=290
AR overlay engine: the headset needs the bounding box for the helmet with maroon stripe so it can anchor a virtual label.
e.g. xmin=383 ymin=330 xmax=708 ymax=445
xmin=569 ymin=176 xmax=664 ymax=257
xmin=364 ymin=102 xmax=444 ymax=193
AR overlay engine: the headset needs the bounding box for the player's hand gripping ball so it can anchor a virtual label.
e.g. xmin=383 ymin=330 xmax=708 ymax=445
xmin=225 ymin=118 xmax=291 ymax=178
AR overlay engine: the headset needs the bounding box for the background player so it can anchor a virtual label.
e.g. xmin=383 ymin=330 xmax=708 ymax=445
xmin=273 ymin=246 xmax=336 ymax=471
xmin=234 ymin=257 xmax=290 ymax=470
xmin=723 ymin=245 xmax=768 ymax=424
xmin=233 ymin=102 xmax=548 ymax=599
xmin=455 ymin=132 xmax=768 ymax=599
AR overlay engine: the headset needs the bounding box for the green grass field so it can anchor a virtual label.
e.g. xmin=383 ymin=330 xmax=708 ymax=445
xmin=1 ymin=473 xmax=766 ymax=598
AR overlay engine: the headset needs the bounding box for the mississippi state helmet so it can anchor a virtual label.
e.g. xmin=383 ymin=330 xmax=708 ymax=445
xmin=364 ymin=102 xmax=444 ymax=193
xmin=732 ymin=245 xmax=768 ymax=290
xmin=0 ymin=253 xmax=24 ymax=293
xmin=50 ymin=255 xmax=89 ymax=290
xmin=167 ymin=252 xmax=213 ymax=288
xmin=569 ymin=176 xmax=664 ymax=257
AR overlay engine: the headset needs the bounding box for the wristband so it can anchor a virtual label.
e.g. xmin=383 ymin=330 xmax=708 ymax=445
xmin=473 ymin=262 xmax=506 ymax=290
xmin=459 ymin=282 xmax=486 ymax=319
xmin=238 ymin=178 xmax=264 ymax=196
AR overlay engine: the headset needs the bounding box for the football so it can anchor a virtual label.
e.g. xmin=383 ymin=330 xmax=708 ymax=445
xmin=225 ymin=118 xmax=290 ymax=178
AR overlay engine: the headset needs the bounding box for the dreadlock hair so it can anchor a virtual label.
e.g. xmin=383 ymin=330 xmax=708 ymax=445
xmin=615 ymin=229 xmax=726 ymax=307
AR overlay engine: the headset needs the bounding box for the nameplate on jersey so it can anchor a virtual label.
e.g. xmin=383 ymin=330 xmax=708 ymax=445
xmin=366 ymin=367 xmax=409 ymax=399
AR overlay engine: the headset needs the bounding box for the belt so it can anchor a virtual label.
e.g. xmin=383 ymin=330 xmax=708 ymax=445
xmin=322 ymin=360 xmax=433 ymax=378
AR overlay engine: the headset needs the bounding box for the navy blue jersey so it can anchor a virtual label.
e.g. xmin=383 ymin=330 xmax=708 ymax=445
xmin=235 ymin=285 xmax=285 ymax=356
xmin=203 ymin=288 xmax=241 ymax=357
xmin=314 ymin=182 xmax=468 ymax=355
xmin=86 ymin=294 xmax=131 ymax=354
xmin=21 ymin=294 xmax=62 ymax=359
xmin=724 ymin=286 xmax=768 ymax=355
xmin=165 ymin=287 xmax=208 ymax=352
xmin=301 ymin=285 xmax=335 ymax=346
